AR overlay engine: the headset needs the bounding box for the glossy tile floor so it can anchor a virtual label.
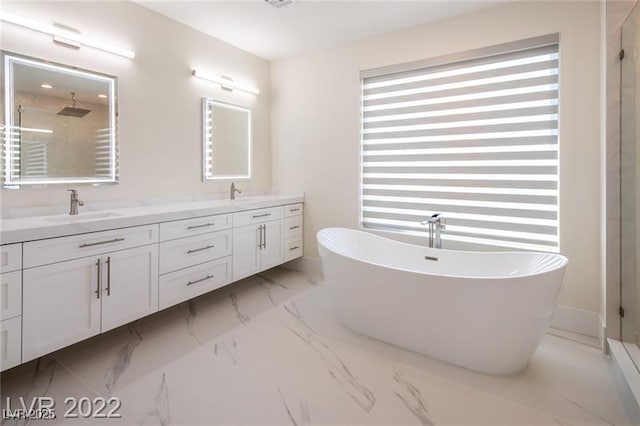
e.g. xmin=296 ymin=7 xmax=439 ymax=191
xmin=1 ymin=267 xmax=635 ymax=425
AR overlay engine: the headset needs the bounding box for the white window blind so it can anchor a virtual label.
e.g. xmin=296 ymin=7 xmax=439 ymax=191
xmin=360 ymin=35 xmax=559 ymax=252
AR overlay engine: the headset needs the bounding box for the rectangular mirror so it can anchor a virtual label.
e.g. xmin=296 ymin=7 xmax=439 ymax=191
xmin=202 ymin=98 xmax=251 ymax=181
xmin=2 ymin=52 xmax=118 ymax=187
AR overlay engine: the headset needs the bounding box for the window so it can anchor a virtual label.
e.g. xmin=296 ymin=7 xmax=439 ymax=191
xmin=360 ymin=34 xmax=559 ymax=252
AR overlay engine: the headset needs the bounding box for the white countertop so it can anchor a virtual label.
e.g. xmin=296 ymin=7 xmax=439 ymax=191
xmin=0 ymin=193 xmax=304 ymax=244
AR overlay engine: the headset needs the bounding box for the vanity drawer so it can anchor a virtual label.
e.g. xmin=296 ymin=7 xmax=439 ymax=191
xmin=24 ymin=225 xmax=159 ymax=268
xmin=1 ymin=271 xmax=22 ymax=321
xmin=1 ymin=316 xmax=22 ymax=371
xmin=160 ymin=214 xmax=231 ymax=242
xmin=159 ymin=229 xmax=231 ymax=275
xmin=284 ymin=203 xmax=302 ymax=217
xmin=284 ymin=237 xmax=303 ymax=262
xmin=284 ymin=216 xmax=303 ymax=239
xmin=0 ymin=244 xmax=22 ymax=274
xmin=159 ymin=256 xmax=231 ymax=310
xmin=233 ymin=206 xmax=283 ymax=227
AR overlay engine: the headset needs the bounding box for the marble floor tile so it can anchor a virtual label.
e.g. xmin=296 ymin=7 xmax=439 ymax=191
xmin=1 ymin=266 xmax=634 ymax=425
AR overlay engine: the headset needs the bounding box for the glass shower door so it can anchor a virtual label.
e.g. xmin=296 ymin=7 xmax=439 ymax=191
xmin=620 ymin=3 xmax=640 ymax=353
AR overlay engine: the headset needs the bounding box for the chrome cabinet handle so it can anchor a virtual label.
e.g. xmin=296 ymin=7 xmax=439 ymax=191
xmin=186 ymin=245 xmax=215 ymax=254
xmin=289 ymin=225 xmax=300 ymax=230
xmin=79 ymin=238 xmax=125 ymax=248
xmin=187 ymin=275 xmax=214 ymax=286
xmin=289 ymin=208 xmax=300 ymax=212
xmin=187 ymin=223 xmax=215 ymax=230
xmin=252 ymin=213 xmax=271 ymax=219
xmin=290 ymin=246 xmax=300 ymax=251
xmin=263 ymin=225 xmax=267 ymax=250
xmin=106 ymin=256 xmax=111 ymax=296
xmin=95 ymin=258 xmax=101 ymax=299
xmin=257 ymin=225 xmax=263 ymax=249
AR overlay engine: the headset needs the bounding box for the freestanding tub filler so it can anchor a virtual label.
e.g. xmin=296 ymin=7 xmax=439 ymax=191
xmin=316 ymin=227 xmax=568 ymax=374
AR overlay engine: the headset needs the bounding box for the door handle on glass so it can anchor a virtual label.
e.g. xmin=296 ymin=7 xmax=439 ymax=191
xmin=106 ymin=256 xmax=111 ymax=296
xmin=95 ymin=258 xmax=101 ymax=299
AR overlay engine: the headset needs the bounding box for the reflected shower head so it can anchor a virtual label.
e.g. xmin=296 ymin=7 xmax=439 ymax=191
xmin=58 ymin=92 xmax=90 ymax=117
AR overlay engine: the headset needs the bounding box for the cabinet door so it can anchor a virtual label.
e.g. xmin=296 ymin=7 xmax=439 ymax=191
xmin=260 ymin=220 xmax=284 ymax=271
xmin=101 ymin=245 xmax=158 ymax=333
xmin=1 ymin=316 xmax=22 ymax=371
xmin=232 ymin=225 xmax=260 ymax=281
xmin=23 ymin=256 xmax=101 ymax=362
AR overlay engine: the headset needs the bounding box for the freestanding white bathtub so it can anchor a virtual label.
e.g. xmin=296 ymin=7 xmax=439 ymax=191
xmin=317 ymin=227 xmax=568 ymax=375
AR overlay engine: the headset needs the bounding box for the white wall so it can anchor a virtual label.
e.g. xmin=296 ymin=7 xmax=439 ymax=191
xmin=0 ymin=1 xmax=270 ymax=212
xmin=271 ymin=1 xmax=603 ymax=313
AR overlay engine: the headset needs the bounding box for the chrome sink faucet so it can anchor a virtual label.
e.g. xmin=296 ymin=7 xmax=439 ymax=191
xmin=421 ymin=213 xmax=446 ymax=249
xmin=67 ymin=189 xmax=84 ymax=215
xmin=230 ymin=182 xmax=242 ymax=200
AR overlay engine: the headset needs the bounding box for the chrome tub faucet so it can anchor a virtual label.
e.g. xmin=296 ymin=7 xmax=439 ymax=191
xmin=422 ymin=213 xmax=446 ymax=249
xmin=230 ymin=182 xmax=242 ymax=200
xmin=67 ymin=189 xmax=84 ymax=215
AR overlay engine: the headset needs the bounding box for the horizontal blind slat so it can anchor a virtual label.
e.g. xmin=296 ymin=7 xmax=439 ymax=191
xmin=363 ymin=76 xmax=558 ymax=108
xmin=363 ymin=44 xmax=560 ymax=86
xmin=363 ymin=90 xmax=558 ymax=119
xmin=363 ymin=105 xmax=558 ymax=130
xmin=363 ymin=59 xmax=558 ymax=97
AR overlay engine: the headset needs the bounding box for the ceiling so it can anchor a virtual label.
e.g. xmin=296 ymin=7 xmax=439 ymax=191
xmin=136 ymin=1 xmax=507 ymax=60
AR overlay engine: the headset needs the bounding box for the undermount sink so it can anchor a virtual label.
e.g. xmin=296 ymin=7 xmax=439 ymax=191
xmin=44 ymin=211 xmax=122 ymax=223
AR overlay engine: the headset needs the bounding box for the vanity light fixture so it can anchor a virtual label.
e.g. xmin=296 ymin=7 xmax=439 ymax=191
xmin=191 ymin=69 xmax=260 ymax=95
xmin=0 ymin=11 xmax=135 ymax=59
xmin=41 ymin=83 xmax=53 ymax=89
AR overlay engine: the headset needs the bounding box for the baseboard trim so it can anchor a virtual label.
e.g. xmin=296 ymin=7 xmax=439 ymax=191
xmin=551 ymin=305 xmax=601 ymax=338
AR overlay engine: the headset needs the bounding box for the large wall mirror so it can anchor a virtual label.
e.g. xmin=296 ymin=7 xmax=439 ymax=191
xmin=202 ymin=98 xmax=251 ymax=181
xmin=1 ymin=53 xmax=118 ymax=187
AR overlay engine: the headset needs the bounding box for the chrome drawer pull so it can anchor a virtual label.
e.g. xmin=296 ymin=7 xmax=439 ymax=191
xmin=289 ymin=208 xmax=300 ymax=212
xmin=187 ymin=275 xmax=214 ymax=286
xmin=252 ymin=213 xmax=271 ymax=218
xmin=289 ymin=225 xmax=300 ymax=230
xmin=187 ymin=223 xmax=215 ymax=230
xmin=290 ymin=246 xmax=300 ymax=251
xmin=80 ymin=238 xmax=125 ymax=248
xmin=187 ymin=245 xmax=215 ymax=254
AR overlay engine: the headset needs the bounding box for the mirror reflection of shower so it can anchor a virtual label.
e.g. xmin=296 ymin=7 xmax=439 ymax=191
xmin=14 ymin=104 xmax=48 ymax=178
xmin=2 ymin=52 xmax=117 ymax=185
xmin=58 ymin=92 xmax=91 ymax=118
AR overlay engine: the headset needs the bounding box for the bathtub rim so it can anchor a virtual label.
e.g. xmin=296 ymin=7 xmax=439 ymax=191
xmin=317 ymin=227 xmax=568 ymax=281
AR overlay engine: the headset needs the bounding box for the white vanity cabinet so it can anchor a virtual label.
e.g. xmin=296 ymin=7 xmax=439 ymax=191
xmin=283 ymin=203 xmax=303 ymax=261
xmin=158 ymin=214 xmax=232 ymax=310
xmin=232 ymin=207 xmax=284 ymax=281
xmin=22 ymin=225 xmax=159 ymax=362
xmin=1 ymin=196 xmax=304 ymax=369
xmin=1 ymin=243 xmax=23 ymax=371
